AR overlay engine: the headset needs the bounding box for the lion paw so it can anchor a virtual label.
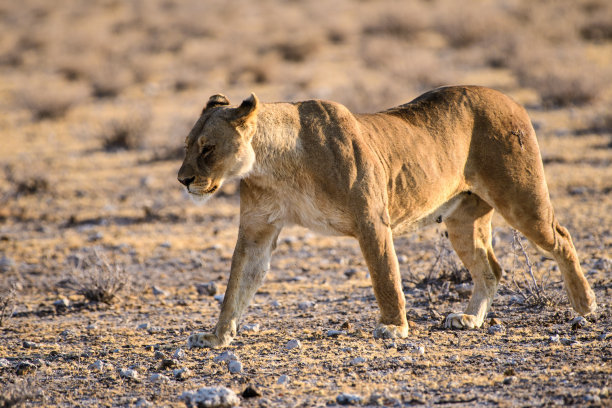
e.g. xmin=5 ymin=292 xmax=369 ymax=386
xmin=373 ymin=323 xmax=408 ymax=339
xmin=443 ymin=313 xmax=481 ymax=329
xmin=187 ymin=332 xmax=228 ymax=348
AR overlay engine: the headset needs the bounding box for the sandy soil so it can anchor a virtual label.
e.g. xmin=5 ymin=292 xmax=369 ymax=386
xmin=1 ymin=0 xmax=611 ymax=406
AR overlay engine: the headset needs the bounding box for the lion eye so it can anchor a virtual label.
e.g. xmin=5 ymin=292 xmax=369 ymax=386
xmin=200 ymin=145 xmax=215 ymax=158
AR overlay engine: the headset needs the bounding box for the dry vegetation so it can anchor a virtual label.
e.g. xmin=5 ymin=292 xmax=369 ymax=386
xmin=0 ymin=0 xmax=611 ymax=406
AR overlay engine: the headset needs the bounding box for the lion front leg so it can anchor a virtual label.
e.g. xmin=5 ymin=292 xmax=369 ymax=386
xmin=188 ymin=221 xmax=280 ymax=348
xmin=356 ymin=216 xmax=409 ymax=340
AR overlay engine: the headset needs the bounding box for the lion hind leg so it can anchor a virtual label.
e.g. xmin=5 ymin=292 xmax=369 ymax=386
xmin=443 ymin=194 xmax=501 ymax=329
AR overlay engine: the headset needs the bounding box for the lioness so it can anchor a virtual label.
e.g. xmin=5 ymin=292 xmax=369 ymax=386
xmin=178 ymin=86 xmax=596 ymax=348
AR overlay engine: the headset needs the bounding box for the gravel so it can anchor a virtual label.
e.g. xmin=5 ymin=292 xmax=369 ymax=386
xmin=181 ymin=386 xmax=240 ymax=408
xmin=285 ymin=339 xmax=301 ymax=350
xmin=228 ymin=360 xmax=243 ymax=374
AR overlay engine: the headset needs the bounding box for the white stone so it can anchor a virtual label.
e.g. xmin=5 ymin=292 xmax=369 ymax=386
xmin=285 ymin=339 xmax=301 ymax=350
xmin=181 ymin=386 xmax=240 ymax=408
xmin=228 ymin=360 xmax=243 ymax=374
xmin=173 ymin=348 xmax=185 ymax=359
xmin=277 ymin=374 xmax=290 ymax=385
xmin=242 ymin=323 xmax=260 ymax=333
xmin=119 ymin=368 xmax=139 ymax=380
xmin=337 ymin=393 xmax=363 ymax=405
xmin=149 ymin=373 xmax=170 ymax=383
xmin=350 ymin=357 xmax=366 ymax=365
xmin=214 ymin=294 xmax=225 ymax=303
xmin=214 ymin=350 xmax=238 ymax=363
xmin=297 ymin=301 xmax=315 ymax=310
xmin=326 ymin=330 xmax=346 ymax=337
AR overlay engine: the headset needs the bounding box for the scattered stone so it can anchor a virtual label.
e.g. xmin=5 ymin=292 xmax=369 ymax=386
xmin=137 ymin=322 xmax=150 ymax=330
xmin=488 ymin=324 xmax=505 ymax=335
xmin=181 ymin=386 xmax=240 ymax=408
xmin=0 ymin=256 xmax=15 ymax=272
xmin=134 ymin=398 xmax=152 ymax=408
xmin=152 ymin=286 xmax=167 ymax=296
xmin=22 ymin=340 xmax=39 ymax=349
xmin=173 ymin=348 xmax=186 ymax=360
xmin=196 ymin=282 xmax=218 ymax=296
xmin=270 ymin=300 xmax=281 ymax=307
xmin=149 ymin=373 xmax=170 ymax=383
xmin=570 ymin=316 xmax=588 ymax=330
xmin=159 ymin=359 xmax=179 ymax=370
xmin=340 ymin=321 xmax=352 ymax=331
xmin=0 ymin=358 xmax=11 ymax=368
xmin=549 ymin=334 xmax=560 ymax=343
xmin=242 ymin=323 xmax=260 ymax=333
xmin=489 ymin=317 xmax=502 ymax=326
xmin=414 ymin=346 xmax=425 ymax=356
xmin=343 ymin=268 xmax=357 ymax=278
xmin=326 ymin=330 xmax=346 ymax=337
xmin=337 ymin=393 xmax=363 ymax=405
xmin=60 ymin=329 xmax=74 ymax=337
xmin=15 ymin=361 xmax=37 ymax=376
xmin=214 ymin=351 xmax=238 ymax=363
xmin=88 ymin=232 xmax=104 ymax=242
xmin=214 ymin=294 xmax=225 ymax=303
xmin=397 ymin=254 xmax=409 ymax=264
xmin=448 ymin=355 xmax=460 ymax=363
xmin=350 ymin=357 xmax=366 ymax=365
xmin=173 ymin=367 xmax=193 ymax=380
xmin=561 ymin=338 xmax=581 ymax=346
xmin=454 ymin=283 xmax=473 ymax=297
xmin=53 ymin=298 xmax=70 ymax=309
xmin=598 ymin=332 xmax=611 ymax=341
xmin=297 ymin=301 xmax=315 ymax=310
xmin=119 ymin=368 xmax=139 ymax=381
xmin=89 ymin=360 xmax=112 ymax=372
xmin=228 ymin=360 xmax=243 ymax=374
xmin=159 ymin=241 xmax=172 ymax=249
xmin=503 ymin=376 xmax=516 ymax=385
xmin=154 ymin=351 xmax=165 ymax=359
xmin=277 ymin=374 xmax=290 ymax=385
xmin=285 ymin=339 xmax=301 ymax=350
xmin=385 ymin=342 xmax=396 ymax=349
xmin=241 ymin=385 xmax=261 ymax=399
xmin=85 ymin=324 xmax=98 ymax=330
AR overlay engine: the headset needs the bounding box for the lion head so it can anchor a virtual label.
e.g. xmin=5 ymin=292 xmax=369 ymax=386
xmin=177 ymin=93 xmax=259 ymax=202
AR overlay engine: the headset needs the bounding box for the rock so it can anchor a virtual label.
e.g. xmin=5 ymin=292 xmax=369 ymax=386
xmin=277 ymin=374 xmax=290 ymax=385
xmin=159 ymin=241 xmax=172 ymax=249
xmin=241 ymin=385 xmax=261 ymax=399
xmin=137 ymin=322 xmax=150 ymax=330
xmin=173 ymin=348 xmax=186 ymax=360
xmin=134 ymin=398 xmax=152 ymax=408
xmin=242 ymin=323 xmax=260 ymax=333
xmin=549 ymin=334 xmax=560 ymax=343
xmin=350 ymin=357 xmax=366 ymax=365
xmin=397 ymin=254 xmax=409 ymax=264
xmin=159 ymin=359 xmax=179 ymax=369
xmin=149 ymin=373 xmax=170 ymax=383
xmin=181 ymin=386 xmax=240 ymax=408
xmin=85 ymin=324 xmax=98 ymax=330
xmin=570 ymin=316 xmax=587 ymax=330
xmin=88 ymin=232 xmax=104 ymax=242
xmin=343 ymin=268 xmax=358 ymax=278
xmin=228 ymin=360 xmax=243 ymax=374
xmin=22 ymin=340 xmax=39 ymax=349
xmin=0 ymin=256 xmax=15 ymax=272
xmin=297 ymin=301 xmax=315 ymax=310
xmin=598 ymin=332 xmax=611 ymax=341
xmin=503 ymin=376 xmax=516 ymax=385
xmin=214 ymin=294 xmax=225 ymax=303
xmin=285 ymin=339 xmax=301 ymax=350
xmin=326 ymin=330 xmax=346 ymax=337
xmin=488 ymin=324 xmax=505 ymax=335
xmin=152 ymin=286 xmax=167 ymax=296
xmin=196 ymin=282 xmax=218 ymax=296
xmin=414 ymin=346 xmax=425 ymax=356
xmin=337 ymin=393 xmax=363 ymax=405
xmin=0 ymin=358 xmax=11 ymax=368
xmin=15 ymin=361 xmax=37 ymax=376
xmin=89 ymin=360 xmax=112 ymax=372
xmin=173 ymin=367 xmax=193 ymax=380
xmin=489 ymin=317 xmax=502 ymax=326
xmin=561 ymin=338 xmax=581 ymax=346
xmin=60 ymin=329 xmax=75 ymax=337
xmin=154 ymin=351 xmax=165 ymax=359
xmin=214 ymin=351 xmax=238 ymax=363
xmin=53 ymin=298 xmax=70 ymax=309
xmin=270 ymin=300 xmax=281 ymax=307
xmin=119 ymin=368 xmax=139 ymax=381
xmin=340 ymin=321 xmax=352 ymax=331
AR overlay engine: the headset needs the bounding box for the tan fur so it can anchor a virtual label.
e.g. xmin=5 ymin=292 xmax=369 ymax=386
xmin=178 ymin=86 xmax=597 ymax=347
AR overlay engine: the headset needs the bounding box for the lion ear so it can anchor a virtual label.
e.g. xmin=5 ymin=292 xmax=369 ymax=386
xmin=202 ymin=94 xmax=230 ymax=114
xmin=230 ymin=93 xmax=259 ymax=128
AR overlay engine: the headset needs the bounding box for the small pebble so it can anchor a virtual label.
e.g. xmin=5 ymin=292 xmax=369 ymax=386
xmin=228 ymin=360 xmax=243 ymax=374
xmin=285 ymin=339 xmax=301 ymax=350
xmin=337 ymin=393 xmax=363 ymax=405
xmin=53 ymin=298 xmax=70 ymax=309
xmin=414 ymin=346 xmax=425 ymax=356
xmin=119 ymin=368 xmax=139 ymax=381
xmin=159 ymin=241 xmax=172 ymax=249
xmin=598 ymin=332 xmax=611 ymax=341
xmin=137 ymin=323 xmax=150 ymax=330
xmin=15 ymin=362 xmax=37 ymax=376
xmin=214 ymin=294 xmax=225 ymax=303
xmin=85 ymin=324 xmax=98 ymax=330
xmin=488 ymin=324 xmax=505 ymax=335
xmin=181 ymin=386 xmax=240 ymax=408
xmin=134 ymin=398 xmax=152 ymax=408
xmin=214 ymin=350 xmax=238 ymax=363
xmin=149 ymin=373 xmax=170 ymax=383
xmin=326 ymin=329 xmax=346 ymax=337
xmin=154 ymin=350 xmax=165 ymax=359
xmin=350 ymin=357 xmax=366 ymax=365
xmin=343 ymin=268 xmax=357 ymax=278
xmin=196 ymin=282 xmax=218 ymax=296
xmin=173 ymin=367 xmax=192 ymax=380
xmin=89 ymin=360 xmax=112 ymax=372
xmin=0 ymin=358 xmax=11 ymax=368
xmin=0 ymin=256 xmax=15 ymax=272
xmin=503 ymin=376 xmax=516 ymax=385
xmin=298 ymin=301 xmax=315 ymax=310
xmin=270 ymin=300 xmax=281 ymax=307
xmin=173 ymin=348 xmax=185 ymax=360
xmin=22 ymin=340 xmax=39 ymax=349
xmin=88 ymin=232 xmax=104 ymax=242
xmin=152 ymin=286 xmax=167 ymax=296
xmin=277 ymin=374 xmax=290 ymax=385
xmin=397 ymin=254 xmax=409 ymax=264
xmin=159 ymin=359 xmax=179 ymax=369
xmin=561 ymin=338 xmax=581 ymax=346
xmin=454 ymin=283 xmax=473 ymax=297
xmin=242 ymin=323 xmax=260 ymax=333
xmin=549 ymin=334 xmax=560 ymax=343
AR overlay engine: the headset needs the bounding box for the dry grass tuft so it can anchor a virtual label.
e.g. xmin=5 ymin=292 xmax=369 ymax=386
xmin=0 ymin=379 xmax=43 ymax=407
xmin=67 ymin=250 xmax=130 ymax=304
xmin=0 ymin=284 xmax=16 ymax=327
xmin=98 ymin=107 xmax=151 ymax=152
xmin=15 ymin=77 xmax=89 ymax=121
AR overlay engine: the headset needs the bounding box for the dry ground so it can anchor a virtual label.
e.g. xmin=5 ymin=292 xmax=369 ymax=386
xmin=0 ymin=0 xmax=611 ymax=406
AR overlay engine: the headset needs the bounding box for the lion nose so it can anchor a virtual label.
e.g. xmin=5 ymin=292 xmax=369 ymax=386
xmin=178 ymin=176 xmax=195 ymax=187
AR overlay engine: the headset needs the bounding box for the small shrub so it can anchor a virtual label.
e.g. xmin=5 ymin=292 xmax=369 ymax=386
xmin=15 ymin=77 xmax=88 ymax=120
xmin=0 ymin=379 xmax=43 ymax=407
xmin=271 ymin=39 xmax=319 ymax=63
xmin=68 ymin=250 xmax=130 ymax=304
xmin=99 ymin=107 xmax=151 ymax=152
xmin=90 ymin=64 xmax=134 ymax=99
